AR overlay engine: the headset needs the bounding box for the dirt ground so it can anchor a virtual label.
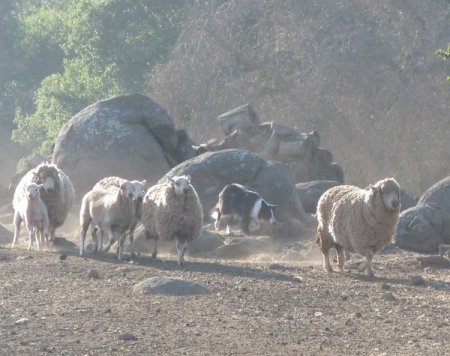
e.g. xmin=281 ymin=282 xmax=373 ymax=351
xmin=1 ymin=208 xmax=449 ymax=355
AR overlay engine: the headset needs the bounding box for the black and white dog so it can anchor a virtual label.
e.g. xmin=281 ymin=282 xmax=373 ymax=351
xmin=211 ymin=183 xmax=277 ymax=234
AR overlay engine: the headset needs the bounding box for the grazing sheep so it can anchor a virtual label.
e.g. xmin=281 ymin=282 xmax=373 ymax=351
xmin=316 ymin=178 xmax=400 ymax=277
xmin=92 ymin=176 xmax=146 ymax=255
xmin=141 ymin=175 xmax=203 ymax=266
xmin=14 ymin=163 xmax=75 ymax=241
xmin=79 ymin=180 xmax=135 ymax=261
xmin=12 ymin=182 xmax=50 ymax=251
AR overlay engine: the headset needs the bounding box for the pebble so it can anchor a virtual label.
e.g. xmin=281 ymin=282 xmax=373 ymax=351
xmin=118 ymin=333 xmax=137 ymax=341
xmin=381 ymin=292 xmax=396 ymax=301
xmin=409 ymin=275 xmax=426 ymax=286
xmin=87 ymin=269 xmax=100 ymax=279
xmin=15 ymin=318 xmax=29 ymax=325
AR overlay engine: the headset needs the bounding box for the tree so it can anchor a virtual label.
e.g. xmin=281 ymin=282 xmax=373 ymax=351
xmin=12 ymin=0 xmax=185 ymax=153
xmin=436 ymin=43 xmax=450 ymax=82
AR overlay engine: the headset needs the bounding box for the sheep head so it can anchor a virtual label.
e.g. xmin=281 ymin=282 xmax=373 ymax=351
xmin=33 ymin=163 xmax=59 ymax=194
xmin=131 ymin=179 xmax=147 ymax=201
xmin=119 ymin=181 xmax=135 ymax=200
xmin=26 ymin=183 xmax=44 ymax=200
xmin=370 ymin=177 xmax=400 ymax=212
xmin=168 ymin=175 xmax=191 ymax=196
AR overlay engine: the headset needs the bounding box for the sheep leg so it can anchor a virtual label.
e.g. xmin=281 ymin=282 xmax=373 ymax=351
xmin=79 ymin=220 xmax=91 ymax=257
xmin=176 ymin=239 xmax=188 ymax=266
xmin=128 ymin=225 xmax=136 ymax=258
xmin=91 ymin=225 xmax=99 ymax=254
xmin=12 ymin=211 xmax=22 ymax=249
xmin=103 ymin=232 xmax=115 ymax=253
xmin=356 ymin=250 xmax=374 ymax=277
xmin=335 ymin=244 xmax=345 ymax=271
xmin=316 ymin=229 xmax=334 ymax=273
xmin=49 ymin=226 xmax=56 ymax=242
xmin=113 ymin=231 xmax=124 ymax=261
xmin=144 ymin=229 xmax=158 ymax=259
xmin=27 ymin=224 xmax=38 ymax=251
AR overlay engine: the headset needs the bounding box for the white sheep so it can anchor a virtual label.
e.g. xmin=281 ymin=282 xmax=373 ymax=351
xmin=91 ymin=177 xmax=147 ymax=255
xmin=13 ymin=163 xmax=75 ymax=241
xmin=12 ymin=182 xmax=49 ymax=251
xmin=79 ymin=180 xmax=135 ymax=261
xmin=316 ymin=178 xmax=400 ymax=277
xmin=141 ymin=175 xmax=203 ymax=266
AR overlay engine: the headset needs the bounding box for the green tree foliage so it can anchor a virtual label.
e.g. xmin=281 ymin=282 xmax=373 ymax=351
xmin=12 ymin=0 xmax=185 ymax=153
xmin=436 ymin=43 xmax=450 ymax=81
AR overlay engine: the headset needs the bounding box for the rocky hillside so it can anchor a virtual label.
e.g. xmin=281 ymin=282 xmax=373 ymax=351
xmin=148 ymin=0 xmax=450 ymax=195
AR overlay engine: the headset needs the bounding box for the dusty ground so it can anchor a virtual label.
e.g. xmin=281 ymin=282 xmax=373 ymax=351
xmin=0 ymin=206 xmax=449 ymax=355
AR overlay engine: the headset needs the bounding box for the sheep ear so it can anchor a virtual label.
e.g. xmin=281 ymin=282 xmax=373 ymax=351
xmin=141 ymin=179 xmax=147 ymax=187
xmin=186 ymin=175 xmax=191 ymax=183
xmin=369 ymin=184 xmax=378 ymax=193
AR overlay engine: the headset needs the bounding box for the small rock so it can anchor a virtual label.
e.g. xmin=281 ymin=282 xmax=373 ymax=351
xmin=354 ymin=312 xmax=362 ymax=318
xmin=341 ymin=294 xmax=348 ymax=301
xmin=293 ymin=275 xmax=303 ymax=283
xmin=381 ymin=283 xmax=391 ymax=290
xmin=104 ymin=308 xmax=112 ymax=314
xmin=345 ymin=319 xmax=354 ymax=326
xmin=381 ymin=292 xmax=396 ymax=301
xmin=59 ymin=253 xmax=67 ymax=260
xmin=118 ymin=333 xmax=137 ymax=341
xmin=409 ymin=275 xmax=426 ymax=286
xmin=87 ymin=269 xmax=100 ymax=279
xmin=16 ymin=255 xmax=32 ymax=260
xmin=15 ymin=318 xmax=29 ymax=325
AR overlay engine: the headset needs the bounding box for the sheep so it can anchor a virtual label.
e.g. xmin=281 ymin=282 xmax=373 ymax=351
xmin=79 ymin=180 xmax=135 ymax=261
xmin=141 ymin=175 xmax=203 ymax=266
xmin=13 ymin=162 xmax=75 ymax=241
xmin=12 ymin=182 xmax=49 ymax=251
xmin=91 ymin=176 xmax=146 ymax=255
xmin=316 ymin=178 xmax=400 ymax=277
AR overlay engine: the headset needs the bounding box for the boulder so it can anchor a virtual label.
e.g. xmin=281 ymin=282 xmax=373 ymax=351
xmin=52 ymin=94 xmax=196 ymax=196
xmin=396 ymin=176 xmax=450 ymax=253
xmin=133 ymin=277 xmax=209 ymax=296
xmin=164 ymin=149 xmax=306 ymax=222
xmin=296 ymin=181 xmax=342 ymax=214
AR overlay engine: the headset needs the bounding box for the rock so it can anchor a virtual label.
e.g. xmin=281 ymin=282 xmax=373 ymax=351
xmin=381 ymin=292 xmax=396 ymax=301
xmin=218 ymin=103 xmax=261 ymax=136
xmin=52 ymin=94 xmax=197 ymax=195
xmin=416 ymin=255 xmax=450 ymax=269
xmin=409 ymin=275 xmax=426 ymax=286
xmin=118 ymin=333 xmax=137 ymax=341
xmin=396 ymin=176 xmax=450 ymax=253
xmin=165 ymin=149 xmax=306 ymax=222
xmin=0 ymin=224 xmax=13 ymax=245
xmin=87 ymin=269 xmax=100 ymax=279
xmin=188 ymin=230 xmax=225 ymax=257
xmin=212 ymin=235 xmax=274 ymax=259
xmin=295 ymin=180 xmax=342 ymax=214
xmin=133 ymin=277 xmax=209 ymax=296
xmin=15 ymin=318 xmax=29 ymax=325
xmin=59 ymin=253 xmax=67 ymax=261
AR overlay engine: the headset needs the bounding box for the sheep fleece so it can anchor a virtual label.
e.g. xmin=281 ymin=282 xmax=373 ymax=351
xmin=14 ymin=164 xmax=75 ymax=231
xmin=317 ymin=184 xmax=399 ymax=254
xmin=141 ymin=182 xmax=203 ymax=242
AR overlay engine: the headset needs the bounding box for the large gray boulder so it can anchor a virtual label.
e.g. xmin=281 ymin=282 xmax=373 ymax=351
xmin=396 ymin=176 xmax=450 ymax=253
xmin=295 ymin=181 xmax=342 ymax=214
xmin=162 ymin=149 xmax=306 ymax=222
xmin=52 ymin=94 xmax=196 ymax=195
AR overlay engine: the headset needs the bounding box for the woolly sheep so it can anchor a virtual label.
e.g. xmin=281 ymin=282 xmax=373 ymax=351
xmin=13 ymin=163 xmax=75 ymax=241
xmin=316 ymin=178 xmax=400 ymax=277
xmin=92 ymin=176 xmax=147 ymax=255
xmin=12 ymin=182 xmax=49 ymax=251
xmin=79 ymin=180 xmax=135 ymax=261
xmin=141 ymin=175 xmax=203 ymax=266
